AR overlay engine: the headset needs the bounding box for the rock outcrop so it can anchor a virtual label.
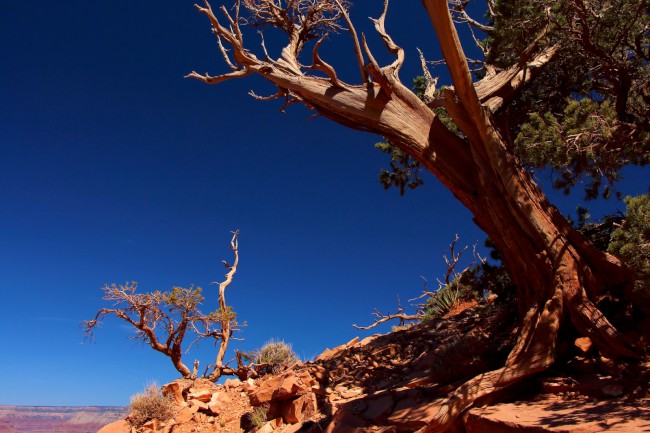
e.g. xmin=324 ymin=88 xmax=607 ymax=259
xmin=99 ymin=304 xmax=649 ymax=433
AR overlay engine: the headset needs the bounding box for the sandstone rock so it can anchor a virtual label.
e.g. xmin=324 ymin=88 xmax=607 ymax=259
xmin=161 ymin=420 xmax=176 ymax=433
xmin=174 ymin=407 xmax=195 ymax=424
xmin=386 ymin=392 xmax=437 ymax=430
xmin=574 ymin=336 xmax=593 ymax=355
xmin=340 ymin=388 xmax=363 ymax=400
xmin=161 ymin=382 xmax=185 ymax=406
xmin=282 ymin=393 xmax=318 ymax=424
xmin=224 ymin=378 xmax=241 ymax=389
xmin=97 ymin=419 xmax=131 ymax=433
xmin=187 ymin=389 xmax=212 ymax=403
xmin=465 ymin=398 xmax=649 ymax=432
xmin=316 ymin=337 xmax=359 ymax=362
xmin=188 ymin=399 xmax=209 ymax=412
xmin=142 ymin=419 xmax=159 ymax=431
xmin=249 ymin=372 xmax=312 ymax=405
xmin=362 ymin=395 xmax=394 ymax=422
xmin=257 ymin=422 xmax=275 ymax=433
xmin=325 ymin=410 xmax=369 ymax=433
xmin=207 ymin=391 xmax=233 ymax=415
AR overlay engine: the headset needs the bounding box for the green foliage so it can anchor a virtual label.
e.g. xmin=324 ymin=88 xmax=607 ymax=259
xmin=488 ymin=0 xmax=650 ymax=199
xmin=374 ymin=80 xmax=461 ymax=195
xmin=516 ymin=99 xmax=647 ymax=199
xmin=375 ymin=140 xmax=424 ymax=195
xmin=161 ymin=285 xmax=204 ymax=312
xmin=250 ymin=339 xmax=297 ymax=374
xmin=374 ymin=0 xmax=649 ymax=199
xmin=422 ymin=266 xmax=488 ymax=321
xmin=422 ymin=285 xmax=461 ymax=321
xmin=248 ymin=404 xmax=269 ymax=428
xmin=608 ymin=194 xmax=650 ymax=313
xmin=209 ymin=305 xmax=237 ymax=325
xmin=129 ymin=383 xmax=177 ymax=427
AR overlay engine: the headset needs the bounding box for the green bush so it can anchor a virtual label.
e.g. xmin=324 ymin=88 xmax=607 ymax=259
xmin=129 ymin=383 xmax=177 ymax=427
xmin=247 ymin=404 xmax=269 ymax=428
xmin=422 ymin=285 xmax=461 ymax=321
xmin=608 ymin=194 xmax=650 ymax=313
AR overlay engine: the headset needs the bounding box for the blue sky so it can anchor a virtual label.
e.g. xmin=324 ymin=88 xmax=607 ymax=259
xmin=0 ymin=1 xmax=646 ymax=406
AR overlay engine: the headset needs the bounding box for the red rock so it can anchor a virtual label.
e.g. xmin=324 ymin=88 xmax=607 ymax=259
xmin=208 ymin=391 xmax=232 ymax=415
xmin=249 ymin=372 xmax=311 ymax=405
xmin=174 ymin=407 xmax=195 ymax=424
xmin=257 ymin=422 xmax=275 ymax=433
xmin=325 ymin=410 xmax=368 ymax=433
xmin=187 ymin=389 xmax=212 ymax=403
xmin=143 ymin=419 xmax=160 ymax=431
xmin=362 ymin=395 xmax=394 ymax=422
xmin=161 ymin=382 xmax=185 ymax=406
xmin=225 ymin=378 xmax=242 ymax=389
xmin=574 ymin=337 xmax=593 ymax=354
xmin=386 ymin=396 xmax=438 ymax=430
xmin=282 ymin=393 xmax=318 ymax=424
xmin=465 ymin=398 xmax=648 ymax=432
xmin=97 ymin=420 xmax=131 ymax=433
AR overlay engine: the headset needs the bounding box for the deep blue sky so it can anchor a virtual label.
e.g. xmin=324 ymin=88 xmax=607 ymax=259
xmin=0 ymin=1 xmax=645 ymax=406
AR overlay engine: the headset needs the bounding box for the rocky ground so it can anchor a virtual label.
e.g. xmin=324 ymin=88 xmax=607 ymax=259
xmin=98 ymin=302 xmax=649 ymax=433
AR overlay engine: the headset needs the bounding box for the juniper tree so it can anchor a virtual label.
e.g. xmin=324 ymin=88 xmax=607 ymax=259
xmin=187 ymin=0 xmax=649 ymax=430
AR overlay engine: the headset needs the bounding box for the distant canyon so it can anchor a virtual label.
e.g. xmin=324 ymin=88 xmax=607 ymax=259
xmin=0 ymin=405 xmax=126 ymax=433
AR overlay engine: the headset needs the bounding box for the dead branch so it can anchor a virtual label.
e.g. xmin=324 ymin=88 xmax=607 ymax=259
xmin=333 ymin=0 xmax=367 ymax=83
xmin=353 ymin=297 xmax=420 ymax=330
xmin=371 ymin=0 xmax=404 ymax=79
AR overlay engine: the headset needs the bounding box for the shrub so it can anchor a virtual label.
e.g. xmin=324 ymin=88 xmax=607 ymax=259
xmin=247 ymin=404 xmax=269 ymax=429
xmin=253 ymin=339 xmax=297 ymax=374
xmin=129 ymin=383 xmax=177 ymax=427
xmin=608 ymin=194 xmax=650 ymax=314
xmin=422 ymin=285 xmax=461 ymax=321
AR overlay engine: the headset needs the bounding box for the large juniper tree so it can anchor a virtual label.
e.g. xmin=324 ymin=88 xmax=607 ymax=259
xmin=187 ymin=0 xmax=649 ymax=430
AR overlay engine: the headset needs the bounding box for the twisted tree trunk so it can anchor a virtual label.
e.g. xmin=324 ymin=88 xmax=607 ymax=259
xmin=188 ymin=0 xmax=639 ymax=429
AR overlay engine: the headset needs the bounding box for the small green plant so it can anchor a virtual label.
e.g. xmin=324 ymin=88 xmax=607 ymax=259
xmin=248 ymin=404 xmax=269 ymax=428
xmin=422 ymin=285 xmax=461 ymax=321
xmin=129 ymin=383 xmax=177 ymax=427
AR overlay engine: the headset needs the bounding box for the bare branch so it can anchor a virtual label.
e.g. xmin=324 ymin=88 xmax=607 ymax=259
xmin=418 ymin=48 xmax=439 ymax=105
xmin=353 ymin=300 xmax=420 ymax=330
xmin=334 ymin=0 xmax=367 ymax=83
xmin=310 ymin=36 xmax=342 ymax=86
xmin=185 ymin=68 xmax=253 ymax=84
xmin=370 ymin=0 xmax=404 ymax=79
xmin=449 ymin=0 xmax=494 ymax=32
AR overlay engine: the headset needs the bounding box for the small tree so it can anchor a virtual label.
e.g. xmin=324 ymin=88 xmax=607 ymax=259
xmin=83 ymin=231 xmax=252 ymax=381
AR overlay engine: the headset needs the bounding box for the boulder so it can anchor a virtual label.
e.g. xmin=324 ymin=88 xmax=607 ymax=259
xmin=465 ymin=398 xmax=648 ymax=432
xmin=574 ymin=337 xmax=593 ymax=355
xmin=187 ymin=389 xmax=212 ymax=403
xmin=282 ymin=393 xmax=318 ymax=424
xmin=97 ymin=419 xmax=131 ymax=433
xmin=207 ymin=391 xmax=232 ymax=415
xmin=249 ymin=371 xmax=313 ymax=405
xmin=174 ymin=406 xmax=196 ymax=424
xmin=161 ymin=382 xmax=185 ymax=406
xmin=224 ymin=378 xmax=242 ymax=389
